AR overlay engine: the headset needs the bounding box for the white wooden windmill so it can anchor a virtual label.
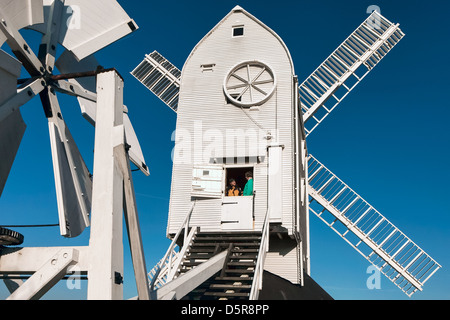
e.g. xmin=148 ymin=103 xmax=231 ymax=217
xmin=0 ymin=0 xmax=151 ymax=300
xmin=132 ymin=6 xmax=442 ymax=300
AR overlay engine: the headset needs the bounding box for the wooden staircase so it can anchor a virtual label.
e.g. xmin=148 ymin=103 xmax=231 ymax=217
xmin=178 ymin=231 xmax=262 ymax=300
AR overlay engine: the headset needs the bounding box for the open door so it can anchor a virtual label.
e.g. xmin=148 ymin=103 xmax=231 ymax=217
xmin=221 ymin=166 xmax=254 ymax=231
xmin=191 ymin=164 xmax=224 ymax=199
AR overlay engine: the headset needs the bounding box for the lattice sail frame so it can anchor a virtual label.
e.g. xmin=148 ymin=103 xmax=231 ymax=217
xmin=131 ymin=51 xmax=181 ymax=112
xmin=300 ymin=11 xmax=405 ymax=136
xmin=307 ymin=155 xmax=441 ymax=297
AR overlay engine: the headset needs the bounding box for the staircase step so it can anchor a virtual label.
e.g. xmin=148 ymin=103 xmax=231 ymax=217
xmin=215 ymin=276 xmax=253 ymax=281
xmin=191 ymin=243 xmax=231 ymax=247
xmin=175 ymin=231 xmax=262 ymax=300
xmin=188 ymin=248 xmax=217 ymax=253
xmin=232 ymin=248 xmax=259 ymax=253
xmin=210 ymin=284 xmax=252 ymax=290
xmin=223 ymin=269 xmax=254 ymax=274
xmin=227 ymin=262 xmax=255 ymax=267
xmin=229 ymin=255 xmax=258 ymax=259
xmin=186 ymin=253 xmax=216 ymax=259
xmin=181 ymin=261 xmax=204 ymax=267
xmin=204 ymin=292 xmax=249 ymax=297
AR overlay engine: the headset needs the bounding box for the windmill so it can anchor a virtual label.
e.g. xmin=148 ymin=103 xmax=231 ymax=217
xmin=0 ymin=0 xmax=150 ymax=300
xmin=132 ymin=6 xmax=441 ymax=300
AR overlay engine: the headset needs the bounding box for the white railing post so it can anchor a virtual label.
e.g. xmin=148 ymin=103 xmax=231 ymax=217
xmin=249 ymin=208 xmax=270 ymax=300
xmin=148 ymin=203 xmax=196 ymax=290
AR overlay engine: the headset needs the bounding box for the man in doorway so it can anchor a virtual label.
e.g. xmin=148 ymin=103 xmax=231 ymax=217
xmin=226 ymin=178 xmax=242 ymax=196
xmin=243 ymin=171 xmax=254 ymax=196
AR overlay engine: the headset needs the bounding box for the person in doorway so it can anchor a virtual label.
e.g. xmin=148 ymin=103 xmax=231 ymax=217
xmin=243 ymin=171 xmax=254 ymax=196
xmin=226 ymin=178 xmax=242 ymax=197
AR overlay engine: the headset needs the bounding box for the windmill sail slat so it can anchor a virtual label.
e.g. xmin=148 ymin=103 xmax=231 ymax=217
xmin=131 ymin=51 xmax=181 ymax=113
xmin=0 ymin=110 xmax=26 ymax=196
xmin=29 ymin=0 xmax=138 ymax=61
xmin=300 ymin=11 xmax=405 ymax=137
xmin=44 ymin=88 xmax=92 ymax=238
xmin=307 ymin=154 xmax=441 ymax=297
xmin=55 ymin=50 xmax=150 ymax=176
xmin=0 ymin=49 xmax=25 ymax=197
xmin=49 ymin=121 xmax=91 ymax=238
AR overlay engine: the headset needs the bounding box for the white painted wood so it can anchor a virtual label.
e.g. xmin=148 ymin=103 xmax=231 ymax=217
xmin=31 ymin=0 xmax=138 ymax=61
xmin=46 ymin=88 xmax=92 ymax=238
xmin=6 ymin=248 xmax=78 ymax=300
xmin=0 ymin=111 xmax=26 ymax=197
xmin=56 ymin=50 xmax=149 ymax=176
xmin=308 ymin=154 xmax=442 ymax=296
xmin=268 ymin=145 xmax=283 ymax=222
xmin=191 ymin=165 xmax=224 ymax=199
xmin=87 ymin=70 xmax=124 ymax=300
xmin=3 ymin=276 xmax=23 ymax=294
xmin=0 ymin=78 xmax=46 ymax=124
xmin=0 ymin=246 xmax=89 ymax=274
xmin=38 ymin=0 xmax=64 ymax=72
xmin=131 ymin=51 xmax=181 ymax=112
xmin=115 ymin=145 xmax=150 ymax=300
xmin=152 ymin=250 xmax=228 ymax=300
xmin=264 ymin=237 xmax=300 ymax=284
xmin=168 ymin=6 xmax=296 ymax=237
xmin=221 ymin=197 xmax=253 ymax=231
xmin=0 ymin=6 xmax=45 ymax=76
xmin=0 ymin=0 xmax=44 ymax=46
xmin=300 ymin=11 xmax=405 ymax=136
xmin=0 ymin=50 xmax=25 ymax=196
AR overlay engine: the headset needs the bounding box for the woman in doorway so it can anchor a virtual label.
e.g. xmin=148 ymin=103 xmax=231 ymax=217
xmin=226 ymin=178 xmax=242 ymax=196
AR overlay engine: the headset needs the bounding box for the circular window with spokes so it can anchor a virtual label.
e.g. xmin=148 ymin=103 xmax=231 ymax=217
xmin=224 ymin=61 xmax=277 ymax=108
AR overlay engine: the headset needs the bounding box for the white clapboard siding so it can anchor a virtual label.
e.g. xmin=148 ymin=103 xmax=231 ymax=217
xmin=264 ymin=237 xmax=301 ymax=284
xmin=167 ymin=7 xmax=297 ymax=236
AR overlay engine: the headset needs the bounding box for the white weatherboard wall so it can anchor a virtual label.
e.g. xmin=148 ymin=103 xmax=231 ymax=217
xmin=264 ymin=237 xmax=300 ymax=284
xmin=167 ymin=6 xmax=302 ymax=283
xmin=168 ymin=7 xmax=296 ymax=233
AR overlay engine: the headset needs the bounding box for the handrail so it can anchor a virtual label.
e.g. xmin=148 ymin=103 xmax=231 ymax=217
xmin=149 ymin=202 xmax=196 ymax=290
xmin=249 ymin=207 xmax=270 ymax=300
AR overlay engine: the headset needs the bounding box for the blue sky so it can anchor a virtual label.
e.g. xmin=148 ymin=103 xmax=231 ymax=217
xmin=1 ymin=0 xmax=449 ymax=300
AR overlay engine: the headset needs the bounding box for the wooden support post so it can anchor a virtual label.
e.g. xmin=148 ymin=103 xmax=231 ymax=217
xmin=115 ymin=146 xmax=150 ymax=300
xmin=87 ymin=70 xmax=125 ymax=300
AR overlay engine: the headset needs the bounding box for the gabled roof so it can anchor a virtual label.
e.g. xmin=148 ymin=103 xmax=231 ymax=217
xmin=181 ymin=5 xmax=295 ymax=76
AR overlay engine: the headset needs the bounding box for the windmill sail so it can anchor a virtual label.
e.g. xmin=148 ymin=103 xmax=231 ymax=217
xmin=55 ymin=50 xmax=150 ymax=176
xmin=300 ymin=11 xmax=405 ymax=136
xmin=307 ymin=154 xmax=441 ymax=297
xmin=0 ymin=0 xmax=44 ymax=47
xmin=29 ymin=0 xmax=139 ymax=61
xmin=44 ymin=88 xmax=92 ymax=238
xmin=0 ymin=50 xmax=25 ymax=196
xmin=131 ymin=50 xmax=181 ymax=112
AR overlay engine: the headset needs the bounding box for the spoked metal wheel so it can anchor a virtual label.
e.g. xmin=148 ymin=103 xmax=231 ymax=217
xmin=0 ymin=227 xmax=24 ymax=246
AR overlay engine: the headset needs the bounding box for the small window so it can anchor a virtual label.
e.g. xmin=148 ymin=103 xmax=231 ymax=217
xmin=233 ymin=26 xmax=244 ymax=37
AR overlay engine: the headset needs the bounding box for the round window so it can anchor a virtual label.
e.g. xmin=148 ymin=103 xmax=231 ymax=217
xmin=224 ymin=61 xmax=276 ymax=107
